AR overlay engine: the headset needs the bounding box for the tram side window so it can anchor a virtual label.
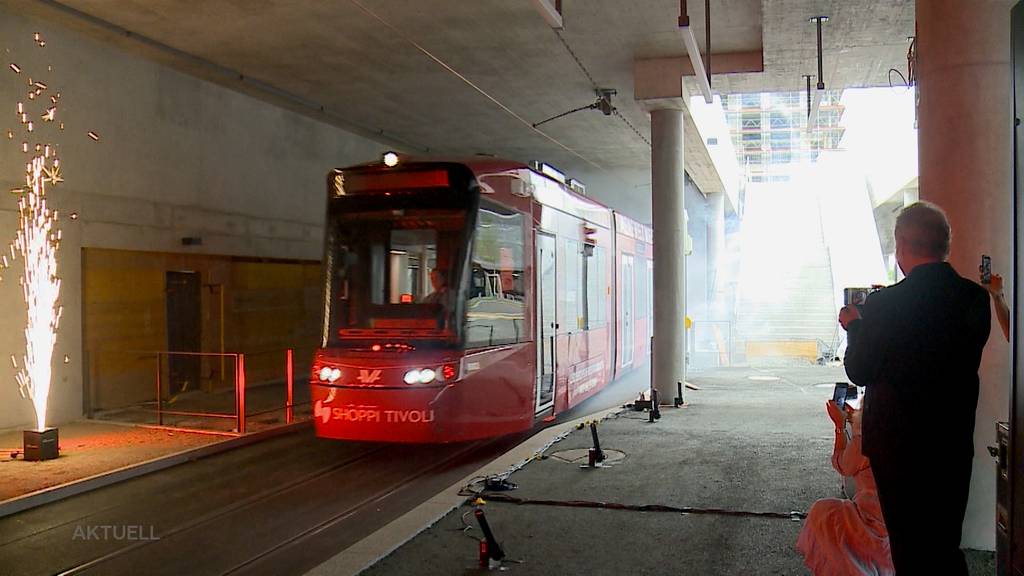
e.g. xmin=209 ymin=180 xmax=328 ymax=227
xmin=584 ymin=245 xmax=606 ymax=329
xmin=636 ymin=253 xmax=647 ymax=326
xmin=465 ymin=204 xmax=526 ymax=348
xmin=561 ymin=239 xmax=583 ymax=332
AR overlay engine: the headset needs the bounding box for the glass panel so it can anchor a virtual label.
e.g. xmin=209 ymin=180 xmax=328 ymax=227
xmin=325 ymin=191 xmax=469 ymax=343
xmin=465 ymin=204 xmax=527 ymax=348
xmin=621 ymin=255 xmax=634 ymax=365
xmin=562 ymin=239 xmax=581 ymax=332
xmin=537 ymin=234 xmax=556 ymax=408
xmin=388 ymin=229 xmax=435 ymax=304
xmin=585 ymin=246 xmax=606 ymax=328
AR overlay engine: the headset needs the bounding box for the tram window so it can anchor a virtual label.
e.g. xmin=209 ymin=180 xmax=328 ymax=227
xmin=636 ymin=253 xmax=646 ymax=326
xmin=465 ymin=203 xmax=526 ymax=348
xmin=583 ymin=244 xmax=606 ymax=329
xmin=561 ymin=239 xmax=582 ymax=332
xmin=387 ymin=229 xmax=436 ymax=304
xmin=325 ymin=196 xmax=468 ymax=342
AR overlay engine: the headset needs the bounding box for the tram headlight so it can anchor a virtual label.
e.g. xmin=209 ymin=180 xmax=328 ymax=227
xmin=318 ymin=366 xmax=332 ymax=382
xmin=403 ymin=368 xmax=437 ymax=385
xmin=383 ymin=151 xmax=399 ymax=167
xmin=329 ymin=368 xmax=342 ymax=383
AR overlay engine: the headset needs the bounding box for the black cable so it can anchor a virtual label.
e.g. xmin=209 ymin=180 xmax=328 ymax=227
xmin=888 ymin=68 xmax=908 ymax=89
xmin=477 ymin=492 xmax=806 ymax=521
xmin=554 ymin=30 xmax=599 ymax=89
xmin=612 ymin=108 xmax=652 ymax=147
xmin=532 ymin=101 xmax=601 ymax=128
xmin=553 ymin=29 xmax=651 ymax=147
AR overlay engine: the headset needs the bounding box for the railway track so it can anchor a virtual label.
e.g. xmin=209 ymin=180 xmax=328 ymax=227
xmin=0 ymin=430 xmax=517 ymax=576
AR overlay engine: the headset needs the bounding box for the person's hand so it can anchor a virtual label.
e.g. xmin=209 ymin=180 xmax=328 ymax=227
xmin=826 ymin=400 xmax=847 ymax=430
xmin=985 ymin=273 xmax=1005 ymax=299
xmin=838 ymin=305 xmax=860 ymax=330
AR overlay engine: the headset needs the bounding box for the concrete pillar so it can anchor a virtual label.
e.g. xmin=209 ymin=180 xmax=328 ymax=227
xmin=651 ymin=107 xmax=687 ymax=404
xmin=917 ymin=0 xmax=1013 ymax=550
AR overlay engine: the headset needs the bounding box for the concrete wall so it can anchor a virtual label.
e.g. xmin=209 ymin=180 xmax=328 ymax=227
xmin=0 ymin=7 xmax=384 ymax=429
xmin=82 ymin=249 xmax=322 ymax=413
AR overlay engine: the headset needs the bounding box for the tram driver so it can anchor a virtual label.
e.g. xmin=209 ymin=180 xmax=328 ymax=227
xmin=420 ymin=268 xmax=450 ymax=306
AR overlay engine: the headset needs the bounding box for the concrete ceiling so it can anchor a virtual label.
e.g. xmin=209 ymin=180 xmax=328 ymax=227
xmin=8 ymin=0 xmax=914 ymax=220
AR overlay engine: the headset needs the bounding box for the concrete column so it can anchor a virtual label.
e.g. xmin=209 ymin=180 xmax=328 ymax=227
xmin=917 ymin=0 xmax=1013 ymax=550
xmin=651 ymin=107 xmax=687 ymax=404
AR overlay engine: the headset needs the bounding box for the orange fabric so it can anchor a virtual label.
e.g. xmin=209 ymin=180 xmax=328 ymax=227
xmin=797 ymin=434 xmax=894 ymax=575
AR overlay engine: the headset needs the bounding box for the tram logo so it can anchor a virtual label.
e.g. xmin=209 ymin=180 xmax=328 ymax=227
xmin=357 ymin=369 xmax=383 ymax=384
xmin=313 ymin=400 xmax=434 ymax=424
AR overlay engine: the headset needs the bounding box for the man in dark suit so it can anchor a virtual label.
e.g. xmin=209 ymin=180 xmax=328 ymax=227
xmin=840 ymin=201 xmax=990 ymax=575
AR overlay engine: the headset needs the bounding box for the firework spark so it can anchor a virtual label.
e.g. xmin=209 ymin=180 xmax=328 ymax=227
xmin=5 ymin=34 xmax=63 ymax=431
xmin=12 ymin=157 xmax=61 ymax=430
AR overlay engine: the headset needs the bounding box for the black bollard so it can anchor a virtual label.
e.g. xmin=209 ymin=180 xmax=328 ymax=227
xmin=649 ymin=388 xmax=661 ymax=422
xmin=474 ymin=508 xmax=505 ymax=563
xmin=589 ymin=422 xmax=606 ymax=465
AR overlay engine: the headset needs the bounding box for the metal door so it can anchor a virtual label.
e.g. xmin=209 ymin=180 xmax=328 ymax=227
xmin=621 ymin=254 xmax=635 ymax=366
xmin=536 ymin=233 xmax=556 ymax=412
xmin=166 ymin=271 xmax=201 ymax=395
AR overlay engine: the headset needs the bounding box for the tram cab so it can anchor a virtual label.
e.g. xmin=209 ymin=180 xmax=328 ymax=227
xmin=312 ymin=160 xmax=536 ymax=442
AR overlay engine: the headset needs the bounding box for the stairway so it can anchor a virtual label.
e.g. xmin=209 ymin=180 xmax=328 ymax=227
xmin=733 ymin=181 xmax=837 ymax=365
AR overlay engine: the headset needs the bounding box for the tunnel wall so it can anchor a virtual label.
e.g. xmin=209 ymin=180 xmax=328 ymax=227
xmin=0 ymin=7 xmax=384 ymax=429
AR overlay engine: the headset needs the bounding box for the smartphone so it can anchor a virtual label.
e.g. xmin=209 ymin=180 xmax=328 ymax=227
xmin=981 ymin=255 xmax=992 ymax=285
xmin=832 ymin=382 xmax=848 ymax=408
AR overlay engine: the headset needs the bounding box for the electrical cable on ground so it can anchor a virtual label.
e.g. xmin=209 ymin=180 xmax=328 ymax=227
xmin=459 ymin=409 xmax=631 ymax=498
xmin=457 ymin=406 xmax=807 ymax=525
xmin=474 ymin=492 xmax=807 ymax=521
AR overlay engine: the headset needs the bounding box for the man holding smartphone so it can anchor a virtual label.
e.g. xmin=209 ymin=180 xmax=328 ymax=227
xmin=980 ymin=256 xmax=1010 ymax=342
xmin=838 ymin=202 xmax=990 ymax=575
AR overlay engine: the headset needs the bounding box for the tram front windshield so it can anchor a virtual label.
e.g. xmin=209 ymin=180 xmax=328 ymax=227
xmin=326 ymin=191 xmax=469 ymax=344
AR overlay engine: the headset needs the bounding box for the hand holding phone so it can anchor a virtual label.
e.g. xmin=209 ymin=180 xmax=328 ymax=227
xmin=826 ymin=395 xmax=847 ymax=430
xmin=980 ymin=255 xmax=992 ymax=285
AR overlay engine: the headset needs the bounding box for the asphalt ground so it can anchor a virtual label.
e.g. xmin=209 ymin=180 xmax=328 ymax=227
xmin=361 ymin=366 xmax=997 ymax=576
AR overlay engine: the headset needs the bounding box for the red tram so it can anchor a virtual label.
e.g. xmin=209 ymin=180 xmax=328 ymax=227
xmin=311 ymin=156 xmax=653 ymax=442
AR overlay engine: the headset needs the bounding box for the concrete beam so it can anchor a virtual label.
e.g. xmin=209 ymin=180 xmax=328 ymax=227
xmin=635 ymin=66 xmax=723 ymax=199
xmin=634 ymin=51 xmax=764 ymax=102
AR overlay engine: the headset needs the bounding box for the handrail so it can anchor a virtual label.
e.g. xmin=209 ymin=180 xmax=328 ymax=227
xmin=144 ymin=348 xmax=298 ymax=434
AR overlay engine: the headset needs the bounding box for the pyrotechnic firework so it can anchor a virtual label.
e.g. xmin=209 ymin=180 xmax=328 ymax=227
xmin=5 ymin=32 xmax=65 ymax=431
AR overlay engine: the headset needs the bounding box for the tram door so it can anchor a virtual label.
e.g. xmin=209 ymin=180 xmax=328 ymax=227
xmin=536 ymin=233 xmax=556 ymax=412
xmin=621 ymin=255 xmax=635 ymax=366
